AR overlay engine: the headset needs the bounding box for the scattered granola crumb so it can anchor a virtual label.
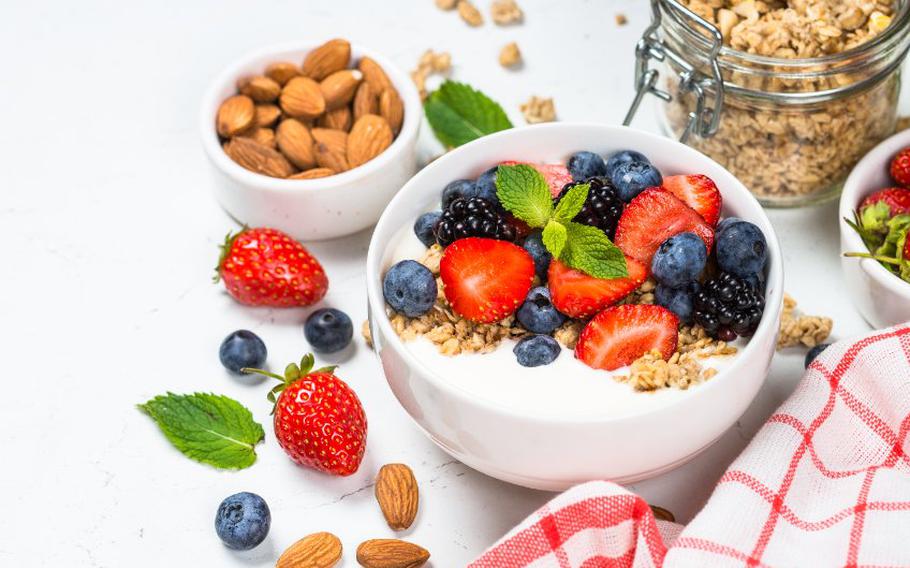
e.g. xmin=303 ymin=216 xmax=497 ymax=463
xmin=362 ymin=319 xmax=373 ymax=348
xmin=491 ymin=0 xmax=523 ymax=25
xmin=620 ymin=278 xmax=656 ymax=306
xmin=554 ymin=320 xmax=584 ymax=350
xmin=458 ymin=0 xmax=484 ymax=26
xmin=898 ymin=116 xmax=910 ymax=132
xmin=435 ymin=0 xmax=457 ymax=10
xmin=411 ymin=50 xmax=452 ymax=101
xmin=615 ymin=13 xmax=628 ymax=26
xmin=777 ymin=293 xmax=833 ymax=349
xmin=499 ymin=42 xmax=522 ymax=68
xmin=520 ymin=96 xmax=556 ymax=124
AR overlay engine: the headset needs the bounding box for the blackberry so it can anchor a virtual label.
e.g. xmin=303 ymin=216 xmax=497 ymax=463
xmin=434 ymin=197 xmax=516 ymax=247
xmin=692 ymin=272 xmax=765 ymax=340
xmin=554 ymin=176 xmax=624 ymax=238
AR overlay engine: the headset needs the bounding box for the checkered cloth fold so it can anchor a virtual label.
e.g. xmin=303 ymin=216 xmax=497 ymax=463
xmin=471 ymin=324 xmax=910 ymax=567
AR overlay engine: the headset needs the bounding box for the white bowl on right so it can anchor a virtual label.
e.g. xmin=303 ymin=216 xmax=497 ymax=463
xmin=840 ymin=129 xmax=910 ymax=329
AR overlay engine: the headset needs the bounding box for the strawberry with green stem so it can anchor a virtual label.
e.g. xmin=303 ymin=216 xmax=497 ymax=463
xmin=243 ymin=354 xmax=367 ymax=476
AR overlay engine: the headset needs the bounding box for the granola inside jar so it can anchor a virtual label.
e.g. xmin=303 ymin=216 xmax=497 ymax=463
xmin=634 ymin=0 xmax=910 ymax=207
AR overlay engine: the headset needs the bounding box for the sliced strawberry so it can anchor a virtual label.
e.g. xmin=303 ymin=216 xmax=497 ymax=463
xmin=440 ymin=237 xmax=535 ymax=324
xmin=548 ymin=257 xmax=648 ymax=319
xmin=575 ymin=305 xmax=679 ymax=371
xmin=861 ymin=187 xmax=910 ymax=217
xmin=500 ymin=161 xmax=573 ymax=197
xmin=662 ymin=174 xmax=723 ymax=226
xmin=614 ymin=188 xmax=715 ymax=265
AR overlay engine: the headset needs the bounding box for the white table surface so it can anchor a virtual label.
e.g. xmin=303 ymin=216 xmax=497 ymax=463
xmin=2 ymin=1 xmax=907 ymax=566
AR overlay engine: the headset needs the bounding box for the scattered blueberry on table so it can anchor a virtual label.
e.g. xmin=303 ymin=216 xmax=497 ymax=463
xmin=215 ymin=492 xmax=271 ymax=551
xmin=305 ymin=308 xmax=353 ymax=353
xmin=219 ymin=330 xmax=267 ymax=374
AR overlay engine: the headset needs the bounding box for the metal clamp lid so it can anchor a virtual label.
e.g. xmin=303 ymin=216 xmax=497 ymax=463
xmin=623 ymin=0 xmax=726 ymax=143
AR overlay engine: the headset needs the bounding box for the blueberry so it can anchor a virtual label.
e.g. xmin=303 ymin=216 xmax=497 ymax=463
xmin=215 ymin=492 xmax=270 ymax=550
xmin=513 ymin=335 xmax=561 ymax=367
xmin=743 ymin=270 xmax=766 ymax=294
xmin=442 ymin=179 xmax=476 ymax=209
xmin=522 ymin=233 xmax=552 ymax=281
xmin=805 ymin=343 xmax=831 ymax=368
xmin=606 ymin=150 xmax=649 ymax=176
xmin=414 ymin=211 xmax=442 ymax=247
xmin=304 ymin=308 xmax=353 ymax=353
xmin=651 ymin=232 xmax=707 ymax=287
xmin=516 ymin=287 xmax=566 ymax=334
xmin=610 ymin=160 xmax=662 ymax=202
xmin=567 ymin=151 xmax=607 ymax=181
xmin=219 ymin=330 xmax=267 ymax=374
xmin=716 ymin=220 xmax=768 ymax=278
xmin=716 ymin=217 xmax=743 ymax=234
xmin=474 ymin=166 xmax=501 ymax=207
xmin=383 ymin=260 xmax=437 ymax=317
xmin=655 ymin=283 xmax=699 ymax=323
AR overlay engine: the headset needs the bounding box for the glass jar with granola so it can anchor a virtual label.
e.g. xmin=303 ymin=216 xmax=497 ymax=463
xmin=625 ymin=0 xmax=910 ymax=207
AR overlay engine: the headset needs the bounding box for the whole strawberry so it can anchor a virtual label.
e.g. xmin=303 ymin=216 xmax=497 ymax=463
xmin=890 ymin=147 xmax=910 ymax=187
xmin=245 ymin=354 xmax=367 ymax=476
xmin=215 ymin=227 xmax=328 ymax=307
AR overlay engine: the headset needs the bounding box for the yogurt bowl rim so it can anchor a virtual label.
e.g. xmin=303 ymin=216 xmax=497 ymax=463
xmin=366 ymin=122 xmax=784 ymax=425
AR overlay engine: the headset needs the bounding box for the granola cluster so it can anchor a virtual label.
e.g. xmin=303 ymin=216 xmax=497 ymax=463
xmin=666 ymin=0 xmax=899 ymax=202
xmin=520 ymin=96 xmax=557 ymax=124
xmin=777 ymin=293 xmax=833 ymax=348
xmin=411 ymin=50 xmax=452 ymax=101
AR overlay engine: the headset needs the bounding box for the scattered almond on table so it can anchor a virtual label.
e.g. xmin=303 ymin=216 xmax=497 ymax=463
xmin=215 ymin=38 xmax=403 ymax=179
xmin=356 ymin=539 xmax=430 ymax=568
xmin=276 ymin=532 xmax=343 ymax=568
xmin=375 ymin=463 xmax=420 ymax=531
xmin=520 ymin=96 xmax=557 ymax=124
xmin=499 ymin=42 xmax=522 ymax=68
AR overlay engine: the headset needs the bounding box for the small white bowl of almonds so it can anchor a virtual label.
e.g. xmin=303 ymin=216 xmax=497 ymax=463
xmin=201 ymin=39 xmax=421 ymax=240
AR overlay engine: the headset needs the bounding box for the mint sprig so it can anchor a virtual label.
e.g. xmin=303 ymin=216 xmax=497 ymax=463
xmin=424 ymin=81 xmax=513 ymax=148
xmin=139 ymin=392 xmax=264 ymax=470
xmin=496 ymin=164 xmax=628 ymax=279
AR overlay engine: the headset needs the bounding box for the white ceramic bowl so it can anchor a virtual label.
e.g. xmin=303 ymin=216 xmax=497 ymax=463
xmin=201 ymin=42 xmax=421 ymax=241
xmin=840 ymin=129 xmax=910 ymax=329
xmin=366 ymin=123 xmax=784 ymax=491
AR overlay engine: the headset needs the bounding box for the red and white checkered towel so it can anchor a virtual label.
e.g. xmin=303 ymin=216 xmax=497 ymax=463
xmin=471 ymin=324 xmax=910 ymax=567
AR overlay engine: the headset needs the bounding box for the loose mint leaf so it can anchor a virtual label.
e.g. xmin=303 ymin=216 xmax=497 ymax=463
xmin=561 ymin=222 xmax=628 ymax=279
xmin=553 ymin=183 xmax=589 ymax=224
xmin=424 ymin=81 xmax=513 ymax=148
xmin=139 ymin=392 xmax=264 ymax=470
xmin=542 ymin=220 xmax=567 ymax=258
xmin=496 ymin=164 xmax=553 ymax=228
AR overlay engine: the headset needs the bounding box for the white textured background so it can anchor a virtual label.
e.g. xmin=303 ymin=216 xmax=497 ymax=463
xmin=1 ymin=1 xmax=907 ymax=566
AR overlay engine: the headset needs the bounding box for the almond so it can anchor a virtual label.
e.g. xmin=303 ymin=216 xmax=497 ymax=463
xmin=318 ymin=106 xmax=353 ymax=132
xmin=320 ymin=69 xmax=363 ymax=111
xmin=277 ymin=532 xmax=343 ymax=568
xmin=289 ymin=167 xmax=336 ymax=180
xmin=378 ymin=88 xmax=404 ymax=136
xmin=240 ymin=127 xmax=277 ymax=149
xmin=356 ymin=539 xmax=429 ymax=568
xmin=347 ymin=115 xmax=393 ymax=168
xmin=224 ymin=137 xmax=295 ymax=178
xmin=352 ymin=82 xmax=379 ymax=120
xmin=281 ymin=77 xmax=326 ymax=120
xmin=312 ymin=128 xmax=350 ymax=172
xmin=266 ymin=61 xmax=301 ymax=86
xmin=358 ymin=56 xmax=393 ymax=92
xmin=302 ymin=39 xmax=351 ymax=81
xmin=255 ymin=104 xmax=282 ymax=128
xmin=276 ymin=119 xmax=316 ymax=170
xmin=216 ymin=95 xmax=256 ymax=138
xmin=375 ymin=464 xmax=418 ymax=531
xmin=238 ymin=75 xmax=281 ymax=103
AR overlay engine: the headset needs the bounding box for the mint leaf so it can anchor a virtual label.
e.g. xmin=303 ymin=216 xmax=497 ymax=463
xmin=139 ymin=392 xmax=264 ymax=470
xmin=553 ymin=183 xmax=589 ymax=224
xmin=561 ymin=222 xmax=628 ymax=279
xmin=496 ymin=164 xmax=553 ymax=228
xmin=424 ymin=81 xmax=513 ymax=148
xmin=542 ymin=220 xmax=567 ymax=258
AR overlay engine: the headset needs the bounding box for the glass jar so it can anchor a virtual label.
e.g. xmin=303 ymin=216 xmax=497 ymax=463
xmin=625 ymin=0 xmax=910 ymax=207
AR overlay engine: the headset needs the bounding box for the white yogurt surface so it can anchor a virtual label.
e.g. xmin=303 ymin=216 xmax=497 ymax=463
xmin=388 ymin=224 xmax=742 ymax=419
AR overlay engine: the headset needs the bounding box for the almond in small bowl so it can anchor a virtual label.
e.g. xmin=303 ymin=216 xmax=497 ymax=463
xmin=201 ymin=40 xmax=421 ymax=240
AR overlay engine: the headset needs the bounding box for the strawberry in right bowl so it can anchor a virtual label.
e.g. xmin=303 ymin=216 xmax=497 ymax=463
xmin=366 ymin=124 xmax=783 ymax=490
xmin=840 ymin=130 xmax=910 ymax=329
